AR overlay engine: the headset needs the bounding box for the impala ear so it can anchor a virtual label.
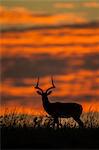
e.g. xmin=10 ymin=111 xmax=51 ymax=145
xmin=36 ymin=91 xmax=42 ymax=95
xmin=47 ymin=90 xmax=52 ymax=95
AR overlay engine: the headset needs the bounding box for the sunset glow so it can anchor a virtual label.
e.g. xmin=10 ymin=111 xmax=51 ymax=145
xmin=0 ymin=0 xmax=99 ymax=115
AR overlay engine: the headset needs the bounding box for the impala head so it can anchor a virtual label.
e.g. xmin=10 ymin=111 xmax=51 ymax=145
xmin=34 ymin=77 xmax=55 ymax=98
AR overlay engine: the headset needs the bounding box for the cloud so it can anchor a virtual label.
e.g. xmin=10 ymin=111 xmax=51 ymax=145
xmin=54 ymin=2 xmax=99 ymax=9
xmin=1 ymin=21 xmax=98 ymax=58
xmin=83 ymin=53 xmax=99 ymax=70
xmin=1 ymin=68 xmax=99 ymax=110
xmin=1 ymin=21 xmax=99 ymax=33
xmin=1 ymin=53 xmax=67 ymax=79
xmin=2 ymin=43 xmax=99 ymax=48
xmin=52 ymin=95 xmax=99 ymax=103
xmin=0 ymin=6 xmax=87 ymax=26
xmin=1 ymin=52 xmax=99 ymax=81
xmin=1 ymin=93 xmax=99 ymax=105
xmin=82 ymin=2 xmax=99 ymax=8
xmin=1 ymin=70 xmax=99 ymax=94
xmin=54 ymin=2 xmax=74 ymax=8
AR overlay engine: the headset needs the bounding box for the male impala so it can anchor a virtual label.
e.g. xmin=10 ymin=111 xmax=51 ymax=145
xmin=34 ymin=77 xmax=84 ymax=128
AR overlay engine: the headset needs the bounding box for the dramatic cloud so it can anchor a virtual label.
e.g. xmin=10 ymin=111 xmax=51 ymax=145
xmin=0 ymin=6 xmax=87 ymax=25
xmin=0 ymin=1 xmax=99 ymax=113
xmin=1 ymin=52 xmax=99 ymax=80
xmin=1 ymin=21 xmax=99 ymax=33
xmin=1 ymin=21 xmax=99 ymax=59
xmin=1 ymin=94 xmax=99 ymax=105
xmin=1 ymin=53 xmax=67 ymax=79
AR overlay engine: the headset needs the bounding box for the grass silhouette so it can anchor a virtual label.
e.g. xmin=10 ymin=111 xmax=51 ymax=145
xmin=1 ymin=109 xmax=99 ymax=149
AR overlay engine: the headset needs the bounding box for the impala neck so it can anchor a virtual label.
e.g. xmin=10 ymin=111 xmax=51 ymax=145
xmin=42 ymin=95 xmax=50 ymax=111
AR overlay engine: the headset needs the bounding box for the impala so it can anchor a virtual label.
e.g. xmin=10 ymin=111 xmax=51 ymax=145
xmin=34 ymin=77 xmax=84 ymax=128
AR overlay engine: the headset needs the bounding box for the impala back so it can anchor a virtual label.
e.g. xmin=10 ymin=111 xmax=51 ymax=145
xmin=49 ymin=102 xmax=83 ymax=118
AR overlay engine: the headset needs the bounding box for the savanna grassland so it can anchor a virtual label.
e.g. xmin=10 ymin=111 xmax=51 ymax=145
xmin=1 ymin=109 xmax=99 ymax=149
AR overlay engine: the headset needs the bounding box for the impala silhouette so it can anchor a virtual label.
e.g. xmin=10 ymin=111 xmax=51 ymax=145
xmin=34 ymin=77 xmax=84 ymax=128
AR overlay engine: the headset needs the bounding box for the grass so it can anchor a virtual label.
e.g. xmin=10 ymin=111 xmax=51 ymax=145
xmin=1 ymin=109 xmax=99 ymax=149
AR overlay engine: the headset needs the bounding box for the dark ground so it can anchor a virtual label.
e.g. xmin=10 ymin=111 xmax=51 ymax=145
xmin=1 ymin=126 xmax=99 ymax=149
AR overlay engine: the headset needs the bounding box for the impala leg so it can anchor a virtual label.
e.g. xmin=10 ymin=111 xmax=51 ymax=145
xmin=53 ymin=117 xmax=59 ymax=128
xmin=59 ymin=118 xmax=62 ymax=128
xmin=74 ymin=117 xmax=84 ymax=128
xmin=51 ymin=117 xmax=55 ymax=128
xmin=52 ymin=118 xmax=55 ymax=128
xmin=78 ymin=119 xmax=84 ymax=128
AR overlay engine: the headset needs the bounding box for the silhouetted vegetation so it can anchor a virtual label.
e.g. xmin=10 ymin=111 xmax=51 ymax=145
xmin=1 ymin=110 xmax=99 ymax=149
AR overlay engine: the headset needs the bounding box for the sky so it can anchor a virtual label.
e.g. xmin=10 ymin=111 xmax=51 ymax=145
xmin=0 ymin=0 xmax=99 ymax=115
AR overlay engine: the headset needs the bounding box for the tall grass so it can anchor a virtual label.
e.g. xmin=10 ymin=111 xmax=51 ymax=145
xmin=0 ymin=108 xmax=99 ymax=128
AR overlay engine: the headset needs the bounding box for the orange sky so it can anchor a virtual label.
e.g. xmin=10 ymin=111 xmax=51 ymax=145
xmin=0 ymin=1 xmax=99 ymax=115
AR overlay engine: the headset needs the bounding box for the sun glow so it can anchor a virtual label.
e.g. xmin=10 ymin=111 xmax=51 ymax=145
xmin=0 ymin=1 xmax=99 ymax=115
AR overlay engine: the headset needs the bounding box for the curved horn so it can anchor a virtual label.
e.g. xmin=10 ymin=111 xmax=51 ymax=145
xmin=34 ymin=77 xmax=43 ymax=92
xmin=46 ymin=76 xmax=55 ymax=93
